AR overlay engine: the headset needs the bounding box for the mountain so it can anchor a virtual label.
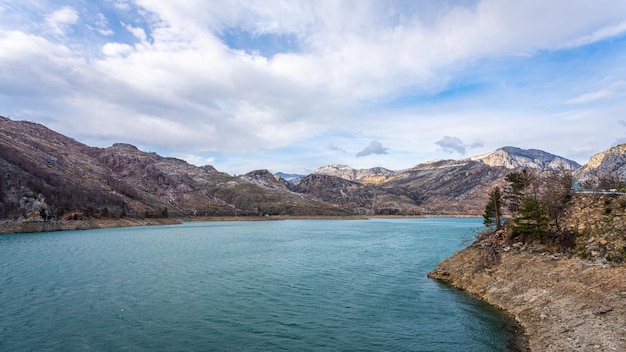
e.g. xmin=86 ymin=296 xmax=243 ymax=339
xmin=0 ymin=116 xmax=349 ymax=221
xmin=578 ymin=143 xmax=626 ymax=180
xmin=297 ymin=147 xmax=579 ymax=215
xmin=293 ymin=159 xmax=512 ymax=215
xmin=313 ymin=164 xmax=396 ymax=184
xmin=274 ymin=172 xmax=306 ymax=185
xmin=471 ymin=146 xmax=580 ymax=170
xmin=1 ymin=115 xmax=596 ymax=224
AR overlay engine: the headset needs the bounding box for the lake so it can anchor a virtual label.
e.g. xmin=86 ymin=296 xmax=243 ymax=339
xmin=0 ymin=218 xmax=519 ymax=351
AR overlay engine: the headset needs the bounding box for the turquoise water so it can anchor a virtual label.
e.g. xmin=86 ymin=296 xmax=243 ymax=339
xmin=0 ymin=218 xmax=517 ymax=351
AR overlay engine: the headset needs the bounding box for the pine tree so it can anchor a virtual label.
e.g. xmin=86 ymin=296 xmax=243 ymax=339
xmin=511 ymin=197 xmax=548 ymax=240
xmin=483 ymin=186 xmax=503 ymax=230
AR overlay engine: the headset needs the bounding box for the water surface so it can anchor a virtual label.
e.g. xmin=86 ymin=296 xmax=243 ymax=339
xmin=0 ymin=218 xmax=516 ymax=351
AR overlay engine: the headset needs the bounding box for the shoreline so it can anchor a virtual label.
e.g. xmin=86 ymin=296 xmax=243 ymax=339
xmin=0 ymin=214 xmax=479 ymax=234
xmin=428 ymin=246 xmax=626 ymax=351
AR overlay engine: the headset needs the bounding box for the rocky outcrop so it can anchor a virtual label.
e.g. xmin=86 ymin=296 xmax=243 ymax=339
xmin=471 ymin=146 xmax=580 ymax=170
xmin=429 ymin=248 xmax=626 ymax=351
xmin=578 ymin=143 xmax=626 ymax=180
xmin=428 ymin=194 xmax=626 ymax=351
xmin=313 ymin=164 xmax=396 ymax=184
xmin=242 ymin=170 xmax=290 ymax=190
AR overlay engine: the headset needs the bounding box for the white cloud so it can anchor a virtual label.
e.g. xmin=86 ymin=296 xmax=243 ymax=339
xmin=560 ymin=20 xmax=626 ymax=49
xmin=178 ymin=154 xmax=215 ymax=166
xmin=102 ymin=42 xmax=133 ymax=56
xmin=123 ymin=23 xmax=148 ymax=42
xmin=566 ymin=81 xmax=626 ymax=104
xmin=107 ymin=0 xmax=131 ymax=11
xmin=2 ymin=0 xmax=626 ymax=173
xmin=45 ymin=6 xmax=79 ymax=36
xmin=93 ymin=13 xmax=114 ymax=36
xmin=566 ymin=89 xmax=614 ymax=104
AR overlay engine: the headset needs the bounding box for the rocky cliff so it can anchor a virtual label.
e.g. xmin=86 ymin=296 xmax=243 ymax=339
xmin=578 ymin=143 xmax=626 ymax=180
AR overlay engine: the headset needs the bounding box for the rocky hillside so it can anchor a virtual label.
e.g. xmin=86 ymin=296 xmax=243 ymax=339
xmin=297 ymin=147 xmax=581 ymax=216
xmin=297 ymin=159 xmax=516 ymax=215
xmin=578 ymin=143 xmax=626 ymax=180
xmin=0 ymin=115 xmax=595 ymax=224
xmin=0 ymin=116 xmax=349 ymax=221
xmin=471 ymin=146 xmax=580 ymax=170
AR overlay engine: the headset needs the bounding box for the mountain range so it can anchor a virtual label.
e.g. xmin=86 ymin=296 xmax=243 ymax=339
xmin=0 ymin=116 xmax=622 ymax=222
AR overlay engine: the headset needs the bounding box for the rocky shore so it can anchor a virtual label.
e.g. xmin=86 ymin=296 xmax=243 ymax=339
xmin=0 ymin=218 xmax=181 ymax=234
xmin=0 ymin=215 xmax=371 ymax=234
xmin=428 ymin=246 xmax=626 ymax=351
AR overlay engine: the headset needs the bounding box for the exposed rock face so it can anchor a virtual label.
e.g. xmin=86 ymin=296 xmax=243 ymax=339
xmin=428 ymin=194 xmax=626 ymax=351
xmin=471 ymin=146 xmax=581 ymax=170
xmin=429 ymin=248 xmax=626 ymax=352
xmin=578 ymin=143 xmax=626 ymax=180
xmin=313 ymin=164 xmax=396 ymax=184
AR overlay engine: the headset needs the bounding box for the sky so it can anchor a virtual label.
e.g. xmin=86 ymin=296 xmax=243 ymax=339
xmin=2 ymin=1 xmax=626 ymax=175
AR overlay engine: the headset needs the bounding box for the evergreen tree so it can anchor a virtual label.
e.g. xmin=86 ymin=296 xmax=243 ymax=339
xmin=511 ymin=197 xmax=548 ymax=240
xmin=483 ymin=186 xmax=503 ymax=230
xmin=504 ymin=169 xmax=535 ymax=214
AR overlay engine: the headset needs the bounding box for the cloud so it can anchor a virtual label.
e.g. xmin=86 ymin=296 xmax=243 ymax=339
xmin=45 ymin=6 xmax=79 ymax=36
xmin=566 ymin=89 xmax=614 ymax=104
xmin=435 ymin=136 xmax=483 ymax=155
xmin=2 ymin=1 xmax=626 ymax=174
xmin=566 ymin=81 xmax=625 ymax=104
xmin=90 ymin=13 xmax=114 ymax=36
xmin=102 ymin=42 xmax=134 ymax=56
xmin=123 ymin=23 xmax=148 ymax=42
xmin=178 ymin=154 xmax=215 ymax=166
xmin=468 ymin=140 xmax=485 ymax=149
xmin=356 ymin=140 xmax=389 ymax=158
xmin=108 ymin=0 xmax=132 ymax=11
xmin=328 ymin=144 xmax=346 ymax=153
xmin=560 ymin=20 xmax=626 ymax=49
xmin=435 ymin=136 xmax=467 ymax=154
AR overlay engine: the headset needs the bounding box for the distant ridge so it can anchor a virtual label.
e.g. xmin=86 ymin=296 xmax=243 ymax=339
xmin=274 ymin=172 xmax=306 ymax=185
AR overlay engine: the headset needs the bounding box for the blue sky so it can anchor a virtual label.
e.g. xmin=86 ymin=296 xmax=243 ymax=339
xmin=2 ymin=0 xmax=626 ymax=175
